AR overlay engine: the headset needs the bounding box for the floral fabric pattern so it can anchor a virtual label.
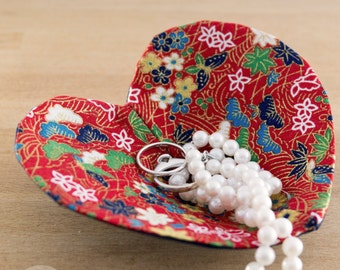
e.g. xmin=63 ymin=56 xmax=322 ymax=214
xmin=15 ymin=21 xmax=335 ymax=249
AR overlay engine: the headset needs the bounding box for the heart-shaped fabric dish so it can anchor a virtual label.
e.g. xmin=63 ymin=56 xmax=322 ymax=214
xmin=15 ymin=21 xmax=335 ymax=249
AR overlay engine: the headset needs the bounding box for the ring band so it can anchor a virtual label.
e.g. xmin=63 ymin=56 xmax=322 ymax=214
xmin=136 ymin=141 xmax=187 ymax=176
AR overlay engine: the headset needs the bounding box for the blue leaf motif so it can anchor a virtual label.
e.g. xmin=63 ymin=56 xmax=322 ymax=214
xmin=40 ymin=121 xmax=76 ymax=139
xmin=287 ymin=141 xmax=308 ymax=180
xmin=226 ymin=98 xmax=250 ymax=127
xmin=77 ymin=124 xmax=109 ymax=144
xmin=257 ymin=123 xmax=281 ymax=154
xmin=100 ymin=200 xmax=137 ymax=217
xmin=86 ymin=170 xmax=109 ymax=187
xmin=174 ymin=124 xmax=194 ymax=145
xmin=259 ymin=95 xmax=284 ymax=128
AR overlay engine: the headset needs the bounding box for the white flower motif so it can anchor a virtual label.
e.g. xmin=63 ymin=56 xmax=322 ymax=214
xmin=150 ymin=87 xmax=175 ymax=109
xmin=88 ymin=99 xmax=116 ymax=122
xmin=163 ymin=53 xmax=184 ymax=71
xmin=290 ymin=67 xmax=321 ymax=97
xmin=198 ymin=25 xmax=219 ymax=46
xmin=214 ymin=31 xmax=235 ymax=51
xmin=294 ymin=98 xmax=318 ymax=119
xmin=292 ymin=116 xmax=316 ymax=134
xmin=292 ymin=98 xmax=318 ymax=134
xmin=50 ymin=170 xmax=98 ymax=203
xmin=127 ymin=87 xmax=141 ymax=104
xmin=136 ymin=207 xmax=174 ymax=226
xmin=186 ymin=223 xmax=251 ymax=242
xmin=51 ymin=170 xmax=78 ymax=192
xmin=81 ymin=150 xmax=106 ymax=164
xmin=198 ymin=25 xmax=235 ymax=52
xmin=111 ymin=129 xmax=135 ymax=152
xmin=71 ymin=185 xmax=98 ymax=203
xmin=228 ymin=68 xmax=251 ymax=92
xmin=133 ymin=181 xmax=150 ymax=194
xmin=213 ymin=227 xmax=251 ymax=242
xmin=251 ymin=28 xmax=277 ymax=47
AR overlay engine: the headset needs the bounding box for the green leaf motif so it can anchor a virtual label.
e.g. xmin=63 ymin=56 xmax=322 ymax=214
xmin=195 ymin=53 xmax=204 ymax=65
xmin=128 ymin=110 xmax=151 ymax=143
xmin=243 ymin=46 xmax=276 ymax=75
xmin=33 ymin=175 xmax=46 ymax=188
xmin=124 ymin=186 xmax=137 ymax=197
xmin=81 ymin=163 xmax=113 ymax=178
xmin=312 ymin=192 xmax=331 ymax=209
xmin=236 ymin=128 xmax=259 ymax=162
xmin=42 ymin=140 xmax=80 ymax=159
xmin=151 ymin=124 xmax=163 ymax=140
xmin=311 ymin=128 xmax=332 ymax=163
xmin=185 ymin=66 xmax=200 ymax=74
xmin=106 ymin=150 xmax=135 ymax=170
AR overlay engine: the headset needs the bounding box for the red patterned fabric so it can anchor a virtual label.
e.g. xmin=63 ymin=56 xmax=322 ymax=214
xmin=15 ymin=21 xmax=335 ymax=248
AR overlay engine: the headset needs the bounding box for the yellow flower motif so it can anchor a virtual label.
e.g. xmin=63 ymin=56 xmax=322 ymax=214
xmin=150 ymin=226 xmax=194 ymax=242
xmin=140 ymin=52 xmax=162 ymax=73
xmin=271 ymin=193 xmax=289 ymax=211
xmin=182 ymin=214 xmax=205 ymax=224
xmin=276 ymin=209 xmax=301 ymax=223
xmin=175 ymin=77 xmax=197 ymax=97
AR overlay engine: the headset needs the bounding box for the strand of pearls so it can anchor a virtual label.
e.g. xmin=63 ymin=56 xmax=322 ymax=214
xmin=167 ymin=129 xmax=303 ymax=270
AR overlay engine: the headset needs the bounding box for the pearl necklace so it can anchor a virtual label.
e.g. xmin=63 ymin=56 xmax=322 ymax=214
xmin=137 ymin=128 xmax=304 ymax=270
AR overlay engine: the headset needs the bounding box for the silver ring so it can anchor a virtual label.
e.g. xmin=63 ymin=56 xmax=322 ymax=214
xmin=153 ymin=160 xmax=197 ymax=192
xmin=154 ymin=176 xmax=198 ymax=193
xmin=136 ymin=141 xmax=187 ymax=176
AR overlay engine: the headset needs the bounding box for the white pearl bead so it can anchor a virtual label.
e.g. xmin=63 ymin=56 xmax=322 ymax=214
xmin=177 ymin=168 xmax=190 ymax=180
xmin=218 ymin=186 xmax=236 ymax=206
xmin=235 ymin=206 xmax=248 ymax=224
xmin=187 ymin=159 xmax=205 ymax=175
xmin=208 ymin=132 xmax=225 ymax=148
xmin=233 ymin=164 xmax=249 ymax=180
xmin=182 ymin=142 xmax=197 ymax=152
xmin=226 ymin=177 xmax=243 ymax=190
xmin=252 ymin=194 xmax=272 ymax=210
xmin=259 ymin=170 xmax=272 ymax=180
xmin=222 ymin=139 xmax=239 ymax=156
xmin=241 ymin=169 xmax=259 ymax=183
xmin=185 ymin=149 xmax=202 ymax=162
xmin=249 ymin=183 xmax=269 ymax=197
xmin=266 ymin=177 xmax=282 ymax=194
xmin=281 ymin=256 xmax=303 ymax=270
xmin=204 ymin=180 xmax=222 ymax=196
xmin=245 ymin=261 xmax=265 ymax=270
xmin=209 ymin=148 xmax=225 ymax=161
xmin=244 ymin=208 xmax=258 ymax=227
xmin=247 ymin=161 xmax=261 ymax=171
xmin=257 ymin=225 xmax=278 ymax=246
xmin=234 ymin=148 xmax=251 ymax=164
xmin=282 ymin=236 xmax=304 ymax=257
xmin=219 ymin=121 xmax=231 ymax=138
xmin=208 ymin=197 xmax=225 ymax=215
xmin=179 ymin=189 xmax=196 ymax=201
xmin=169 ymin=174 xmax=187 ymax=186
xmin=205 ymin=159 xmax=221 ymax=175
xmin=192 ymin=130 xmax=209 ymax=148
xmin=272 ymin=218 xmax=293 ymax=238
xmin=220 ymin=162 xmax=235 ymax=178
xmin=194 ymin=170 xmax=211 ymax=186
xmin=196 ymin=187 xmax=211 ymax=204
xmin=212 ymin=174 xmax=226 ymax=185
xmin=255 ymin=207 xmax=276 ymax=228
xmin=221 ymin=157 xmax=236 ymax=165
xmin=236 ymin=186 xmax=252 ymax=206
xmin=255 ymin=245 xmax=276 ymax=266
